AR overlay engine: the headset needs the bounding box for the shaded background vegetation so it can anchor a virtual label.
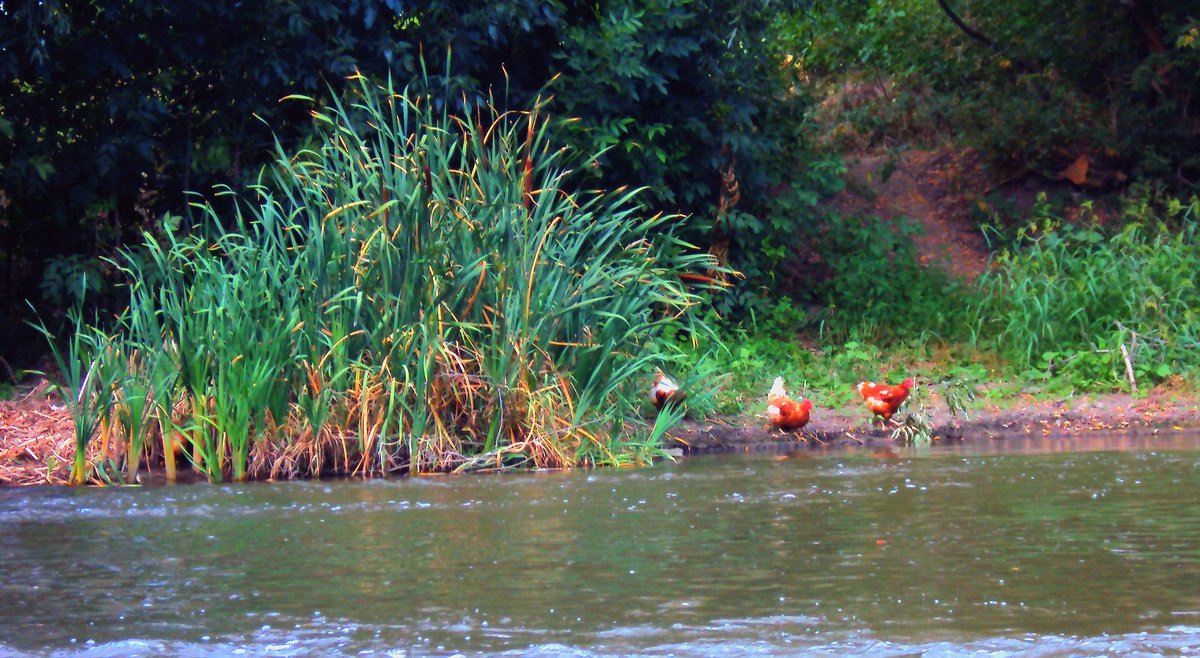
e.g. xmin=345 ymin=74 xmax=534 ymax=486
xmin=3 ymin=0 xmax=1199 ymax=393
xmin=787 ymin=0 xmax=1200 ymax=396
xmin=0 ymin=0 xmax=815 ymax=370
xmin=801 ymin=0 xmax=1200 ymax=186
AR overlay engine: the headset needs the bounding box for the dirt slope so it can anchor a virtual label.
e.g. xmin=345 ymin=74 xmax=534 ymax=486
xmin=828 ymin=147 xmax=993 ymax=281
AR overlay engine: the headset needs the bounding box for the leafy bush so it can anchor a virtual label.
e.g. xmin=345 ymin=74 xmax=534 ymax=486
xmin=548 ymin=0 xmax=834 ymax=311
xmin=798 ymin=0 xmax=1200 ymax=190
xmin=42 ymin=75 xmax=720 ymax=483
xmin=805 ymin=214 xmax=973 ymax=344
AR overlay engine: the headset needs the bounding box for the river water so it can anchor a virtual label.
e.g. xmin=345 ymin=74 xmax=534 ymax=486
xmin=2 ymin=434 xmax=1199 ymax=656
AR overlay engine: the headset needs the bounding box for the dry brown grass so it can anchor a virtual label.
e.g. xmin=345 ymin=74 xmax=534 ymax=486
xmin=0 ymin=380 xmax=78 ymax=485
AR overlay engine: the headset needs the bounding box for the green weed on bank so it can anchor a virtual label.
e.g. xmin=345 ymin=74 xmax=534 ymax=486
xmin=667 ymin=299 xmax=992 ymax=419
xmin=674 ymin=196 xmax=1200 ymax=415
xmin=969 ymin=196 xmax=1200 ymax=393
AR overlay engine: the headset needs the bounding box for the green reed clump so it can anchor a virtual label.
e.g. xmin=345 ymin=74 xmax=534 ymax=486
xmin=47 ymin=73 xmax=719 ymax=483
xmin=31 ymin=309 xmax=123 ymax=485
xmin=969 ymin=196 xmax=1200 ymax=390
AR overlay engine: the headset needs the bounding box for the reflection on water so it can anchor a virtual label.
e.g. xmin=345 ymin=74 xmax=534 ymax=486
xmin=1 ymin=433 xmax=1199 ymax=656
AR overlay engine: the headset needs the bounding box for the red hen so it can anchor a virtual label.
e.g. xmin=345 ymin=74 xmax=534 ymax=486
xmin=767 ymin=377 xmax=813 ymax=431
xmin=857 ymin=378 xmax=914 ymax=421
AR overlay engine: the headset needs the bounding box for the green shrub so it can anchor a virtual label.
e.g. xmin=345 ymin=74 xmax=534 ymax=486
xmin=807 ymin=214 xmax=973 ymax=344
xmin=4 ymin=1 xmax=822 ymax=371
xmin=549 ymin=0 xmax=834 ymax=312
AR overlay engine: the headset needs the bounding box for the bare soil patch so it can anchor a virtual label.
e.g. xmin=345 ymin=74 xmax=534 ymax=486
xmin=827 ymin=146 xmax=993 ymax=281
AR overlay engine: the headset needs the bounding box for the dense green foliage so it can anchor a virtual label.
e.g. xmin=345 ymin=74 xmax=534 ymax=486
xmin=969 ymin=195 xmax=1200 ymax=392
xmin=2 ymin=0 xmax=417 ymax=358
xmin=549 ymin=1 xmax=841 ymax=309
xmin=776 ymin=0 xmax=1200 ymax=397
xmin=800 ymin=0 xmax=1200 ymax=189
xmin=1 ymin=0 xmax=813 ymax=365
xmin=2 ymin=2 xmax=410 ymax=272
xmin=672 ymin=193 xmax=1200 ymax=422
xmin=41 ymin=76 xmax=718 ymax=483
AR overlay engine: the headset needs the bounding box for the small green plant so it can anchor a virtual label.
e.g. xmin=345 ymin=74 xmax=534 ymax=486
xmin=889 ymin=382 xmax=932 ymax=445
xmin=939 ymin=378 xmax=978 ymax=422
xmin=891 ymin=411 xmax=933 ymax=446
xmin=29 ymin=306 xmax=123 ymax=485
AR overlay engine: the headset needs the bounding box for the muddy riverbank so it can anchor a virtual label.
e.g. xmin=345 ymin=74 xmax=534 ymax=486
xmin=667 ymin=390 xmax=1200 ymax=453
xmin=4 ymin=377 xmax=1199 ymax=485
